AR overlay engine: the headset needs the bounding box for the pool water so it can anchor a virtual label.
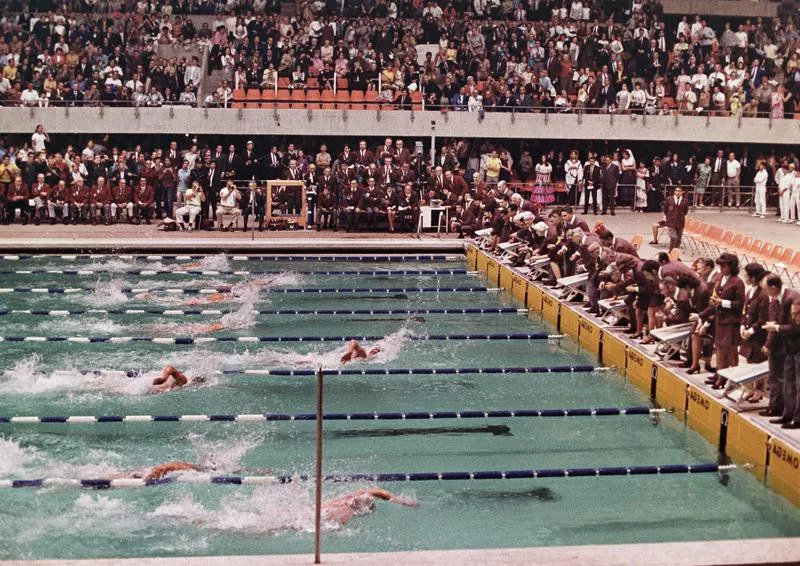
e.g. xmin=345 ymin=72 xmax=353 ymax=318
xmin=1 ymin=254 xmax=799 ymax=560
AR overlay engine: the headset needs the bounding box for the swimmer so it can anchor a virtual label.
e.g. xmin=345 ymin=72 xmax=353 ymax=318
xmin=150 ymin=364 xmax=206 ymax=393
xmin=185 ymin=292 xmax=229 ymax=305
xmin=112 ymin=461 xmax=273 ymax=480
xmin=322 ymin=487 xmax=418 ymax=526
xmin=113 ymin=461 xmax=205 ymax=480
xmin=340 ymin=339 xmax=381 ymax=364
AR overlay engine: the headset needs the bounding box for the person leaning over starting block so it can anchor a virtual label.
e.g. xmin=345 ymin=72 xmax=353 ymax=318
xmin=150 ymin=364 xmax=206 ymax=393
xmin=340 ymin=339 xmax=381 ymax=364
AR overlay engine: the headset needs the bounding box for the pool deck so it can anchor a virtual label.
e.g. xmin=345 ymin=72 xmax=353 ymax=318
xmin=2 ymin=538 xmax=800 ymax=566
xmin=0 ymin=224 xmax=463 ymax=253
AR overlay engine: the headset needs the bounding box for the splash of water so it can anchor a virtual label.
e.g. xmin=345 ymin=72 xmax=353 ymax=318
xmin=189 ymin=433 xmax=265 ymax=473
xmin=0 ymin=437 xmax=34 ymax=478
xmin=151 ymin=483 xmax=321 ymax=535
xmin=0 ymin=355 xmax=155 ymax=396
xmin=78 ymin=279 xmax=130 ymax=307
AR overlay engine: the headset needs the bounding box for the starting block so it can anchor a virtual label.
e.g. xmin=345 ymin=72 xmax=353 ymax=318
xmin=720 ymin=362 xmax=769 ymax=410
xmin=556 ymin=273 xmax=589 ymax=302
xmin=649 ymin=322 xmax=694 ymax=360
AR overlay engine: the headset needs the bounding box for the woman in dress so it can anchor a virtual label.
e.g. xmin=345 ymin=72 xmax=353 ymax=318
xmin=618 ymin=149 xmax=637 ymax=206
xmin=634 ymin=162 xmax=649 ymax=212
xmin=533 ymin=155 xmax=554 ymax=206
xmin=770 ymin=85 xmax=785 ymax=119
xmin=694 ymin=155 xmax=711 ymax=208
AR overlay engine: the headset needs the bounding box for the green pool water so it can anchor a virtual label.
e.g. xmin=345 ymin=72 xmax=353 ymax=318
xmin=0 ymin=255 xmax=799 ymax=561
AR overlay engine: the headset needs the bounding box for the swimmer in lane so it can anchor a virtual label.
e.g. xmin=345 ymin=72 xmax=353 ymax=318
xmin=150 ymin=364 xmax=206 ymax=393
xmin=113 ymin=461 xmax=205 ymax=480
xmin=112 ymin=461 xmax=273 ymax=480
xmin=322 ymin=487 xmax=418 ymax=526
xmin=340 ymin=339 xmax=381 ymax=364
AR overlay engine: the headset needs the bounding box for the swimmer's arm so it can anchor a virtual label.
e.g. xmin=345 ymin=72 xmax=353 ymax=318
xmin=368 ymin=488 xmax=418 ymax=507
xmin=152 ymin=365 xmax=175 ymax=385
xmin=172 ymin=369 xmax=189 ymax=387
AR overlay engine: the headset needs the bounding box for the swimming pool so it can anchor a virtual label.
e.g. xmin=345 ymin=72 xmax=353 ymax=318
xmin=1 ymin=253 xmax=799 ymax=561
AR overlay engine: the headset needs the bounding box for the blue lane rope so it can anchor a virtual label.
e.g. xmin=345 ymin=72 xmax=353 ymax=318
xmin=0 ymin=286 xmax=493 ymax=295
xmin=0 ymin=269 xmax=471 ymax=277
xmin=0 ymin=463 xmax=736 ymax=489
xmin=0 ymin=333 xmax=564 ymax=344
xmin=0 ymin=365 xmax=599 ymax=378
xmin=0 ymin=406 xmax=665 ymax=424
xmin=0 ymin=254 xmax=461 ymax=262
xmin=0 ymin=307 xmax=529 ymax=317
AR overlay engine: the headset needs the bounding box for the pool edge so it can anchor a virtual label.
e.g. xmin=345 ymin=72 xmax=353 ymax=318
xmin=470 ymin=243 xmax=800 ymax=509
xmin=2 ymin=538 xmax=800 ymax=566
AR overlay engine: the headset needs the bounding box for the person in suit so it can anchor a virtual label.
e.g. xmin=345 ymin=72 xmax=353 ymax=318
xmin=240 ymin=140 xmax=261 ymax=180
xmin=663 ymin=186 xmax=689 ymax=249
xmin=599 ymin=230 xmax=639 ymax=257
xmin=241 ymin=180 xmax=267 ymax=232
xmin=444 ymin=169 xmax=469 ymax=197
xmin=340 ymin=179 xmax=364 ymax=232
xmin=222 ymin=144 xmax=239 ymax=181
xmin=600 ymin=154 xmax=619 ymax=215
xmin=699 ymin=253 xmax=746 ymax=389
xmin=199 ymin=161 xmax=221 ymax=222
xmin=762 ymin=274 xmax=800 ymax=428
xmin=559 ymin=206 xmax=590 ymax=235
xmin=282 ymin=159 xmax=304 ymax=215
xmin=582 ymin=154 xmax=602 ymax=215
xmin=355 ymin=140 xmax=373 ymax=175
xmin=264 ymin=146 xmax=282 ymax=179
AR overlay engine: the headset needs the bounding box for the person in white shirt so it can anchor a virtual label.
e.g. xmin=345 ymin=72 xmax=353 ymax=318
xmin=724 ymin=152 xmax=741 ymax=208
xmin=216 ymin=180 xmax=242 ymax=230
xmin=20 ymin=83 xmax=41 ymax=107
xmin=752 ymin=161 xmax=768 ymax=218
xmin=31 ymin=125 xmax=49 ymax=152
xmin=790 ymin=165 xmax=800 ymax=225
xmin=777 ymin=162 xmax=795 ymax=223
xmin=564 ymin=151 xmax=584 ymax=207
xmin=176 ymin=181 xmax=204 ymax=230
xmin=183 ymin=57 xmax=201 ymax=89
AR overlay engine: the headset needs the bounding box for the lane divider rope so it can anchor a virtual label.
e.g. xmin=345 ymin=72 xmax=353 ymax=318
xmin=0 ymin=254 xmax=462 ymax=262
xmin=0 ymin=269 xmax=471 ymax=277
xmin=0 ymin=463 xmax=737 ymax=489
xmin=0 ymin=333 xmax=565 ymax=344
xmin=0 ymin=407 xmax=667 ymax=424
xmin=0 ymin=364 xmax=598 ymax=378
xmin=0 ymin=286 xmax=495 ymax=295
xmin=0 ymin=307 xmax=529 ymax=317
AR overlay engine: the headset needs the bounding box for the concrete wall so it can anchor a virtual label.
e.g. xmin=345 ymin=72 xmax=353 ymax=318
xmin=660 ymin=0 xmax=778 ymax=18
xmin=2 ymin=107 xmax=798 ymax=144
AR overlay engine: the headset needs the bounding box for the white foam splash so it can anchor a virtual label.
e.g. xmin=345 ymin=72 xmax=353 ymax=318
xmin=0 ymin=437 xmax=35 ymax=478
xmin=78 ymin=279 xmax=130 ymax=306
xmin=162 ymin=327 xmax=412 ymax=372
xmin=189 ymin=433 xmax=265 ymax=473
xmin=73 ymin=493 xmax=130 ymax=515
xmin=151 ymin=483 xmax=321 ymax=534
xmin=0 ymin=355 xmax=156 ymax=396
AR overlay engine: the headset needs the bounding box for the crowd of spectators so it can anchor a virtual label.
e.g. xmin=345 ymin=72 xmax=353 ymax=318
xmin=0 ymin=3 xmax=212 ymax=108
xmin=1 ymin=130 xmax=799 ymax=231
xmin=478 ymin=204 xmax=800 ymax=429
xmin=1 ymin=1 xmax=798 ymax=116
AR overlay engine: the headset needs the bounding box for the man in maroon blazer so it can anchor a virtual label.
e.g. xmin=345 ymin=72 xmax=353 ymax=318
xmin=763 ymin=274 xmax=800 ymax=428
xmin=663 ymin=186 xmax=689 ymax=249
xmin=599 ymin=231 xmax=639 ymax=257
xmin=135 ymin=177 xmax=155 ymax=224
xmin=444 ymin=169 xmax=469 ymax=197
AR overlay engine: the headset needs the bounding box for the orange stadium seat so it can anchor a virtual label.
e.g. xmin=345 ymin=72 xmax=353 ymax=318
xmin=290 ymin=88 xmax=306 ymax=108
xmin=260 ymin=89 xmax=275 ymax=109
xmin=365 ymin=90 xmax=379 ymax=109
xmin=320 ymin=90 xmax=336 ymax=109
xmin=410 ymin=90 xmax=423 ymax=110
xmin=350 ymin=90 xmax=365 ymax=110
xmin=337 ymin=78 xmax=349 ymax=91
xmin=231 ymin=88 xmax=246 ymax=109
xmin=275 ymin=89 xmax=291 ymax=109
xmin=277 ymin=77 xmax=290 ymax=88
xmin=334 ymin=90 xmax=351 ymax=109
xmin=305 ymin=89 xmax=321 ymax=109
xmin=307 ymin=77 xmax=319 ymax=89
xmin=245 ymin=88 xmax=261 ymax=109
